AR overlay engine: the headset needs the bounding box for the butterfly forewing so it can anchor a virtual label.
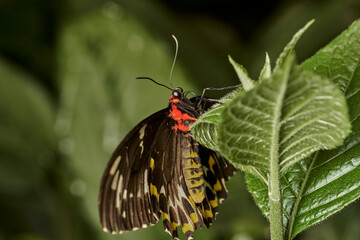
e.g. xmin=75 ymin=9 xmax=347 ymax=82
xmin=99 ymin=109 xmax=169 ymax=233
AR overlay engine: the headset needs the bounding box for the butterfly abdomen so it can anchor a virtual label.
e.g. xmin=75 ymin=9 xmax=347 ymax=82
xmin=181 ymin=137 xmax=205 ymax=203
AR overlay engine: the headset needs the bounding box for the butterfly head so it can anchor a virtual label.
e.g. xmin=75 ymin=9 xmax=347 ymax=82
xmin=169 ymin=87 xmax=184 ymax=103
xmin=169 ymin=87 xmax=197 ymax=110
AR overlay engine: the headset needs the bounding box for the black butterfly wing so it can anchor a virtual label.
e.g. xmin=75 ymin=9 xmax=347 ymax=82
xmin=148 ymin=128 xmax=237 ymax=239
xmin=98 ymin=108 xmax=169 ymax=233
xmin=99 ymin=103 xmax=238 ymax=239
xmin=149 ymin=126 xmax=205 ymax=239
xmin=198 ymin=149 xmax=237 ymax=227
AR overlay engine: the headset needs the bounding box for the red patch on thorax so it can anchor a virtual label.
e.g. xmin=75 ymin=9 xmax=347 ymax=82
xmin=169 ymin=97 xmax=197 ymax=132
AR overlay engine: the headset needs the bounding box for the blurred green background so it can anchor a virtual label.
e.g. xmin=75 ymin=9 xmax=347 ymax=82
xmin=1 ymin=0 xmax=360 ymax=240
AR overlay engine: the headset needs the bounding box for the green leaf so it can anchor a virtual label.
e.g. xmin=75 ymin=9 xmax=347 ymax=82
xmin=302 ymin=19 xmax=360 ymax=103
xmin=191 ymin=56 xmax=254 ymax=152
xmin=191 ymin=88 xmax=244 ymax=151
xmin=274 ymin=19 xmax=314 ymax=72
xmin=291 ymin=18 xmax=360 ymax=239
xmin=259 ymin=52 xmax=272 ymax=82
xmin=247 ymin=19 xmax=360 ymax=240
xmin=192 ymin=18 xmax=313 ymax=158
xmin=228 ymin=55 xmax=255 ymax=91
xmin=248 ymin=133 xmax=360 ymax=240
xmin=217 ymin=55 xmax=350 ymax=173
xmin=191 ymin=104 xmax=223 ymax=151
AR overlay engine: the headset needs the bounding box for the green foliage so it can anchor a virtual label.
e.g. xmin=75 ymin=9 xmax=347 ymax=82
xmin=228 ymin=55 xmax=255 ymax=91
xmin=258 ymin=53 xmax=272 ymax=82
xmin=192 ymin=19 xmax=360 ymax=240
xmin=192 ymin=19 xmax=315 ymax=161
xmin=218 ymin=56 xmax=350 ymax=173
xmin=191 ymin=88 xmax=244 ymax=152
xmin=274 ymin=20 xmax=314 ymax=72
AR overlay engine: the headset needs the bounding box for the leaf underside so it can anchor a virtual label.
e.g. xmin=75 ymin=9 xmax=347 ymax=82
xmin=191 ymin=88 xmax=244 ymax=152
xmin=217 ymin=60 xmax=350 ymax=174
xmin=247 ymin=19 xmax=360 ymax=240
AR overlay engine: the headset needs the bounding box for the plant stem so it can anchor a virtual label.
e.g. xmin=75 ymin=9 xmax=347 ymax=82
xmin=268 ymin=55 xmax=293 ymax=240
xmin=269 ymin=160 xmax=283 ymax=240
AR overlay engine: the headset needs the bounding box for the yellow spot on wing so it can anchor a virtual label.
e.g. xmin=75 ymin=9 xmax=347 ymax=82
xmin=150 ymin=184 xmax=158 ymax=200
xmin=182 ymin=223 xmax=194 ymax=233
xmin=190 ymin=212 xmax=199 ymax=224
xmin=214 ymin=180 xmax=222 ymax=192
xmin=172 ymin=222 xmax=178 ymax=230
xmin=150 ymin=158 xmax=155 ymax=172
xmin=210 ymin=199 xmax=218 ymax=208
xmin=205 ymin=210 xmax=213 ymax=218
xmin=209 ymin=156 xmax=216 ymax=174
xmin=162 ymin=211 xmax=170 ymax=221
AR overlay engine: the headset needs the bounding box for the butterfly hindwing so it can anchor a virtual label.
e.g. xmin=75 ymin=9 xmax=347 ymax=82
xmin=149 ymin=128 xmax=206 ymax=239
xmin=99 ymin=109 xmax=169 ymax=233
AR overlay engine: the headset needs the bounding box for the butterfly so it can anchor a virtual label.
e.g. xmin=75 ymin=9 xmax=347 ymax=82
xmin=98 ymin=85 xmax=237 ymax=239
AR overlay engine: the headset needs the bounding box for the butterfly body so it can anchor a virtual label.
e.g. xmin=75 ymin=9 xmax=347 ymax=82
xmin=99 ymin=87 xmax=236 ymax=239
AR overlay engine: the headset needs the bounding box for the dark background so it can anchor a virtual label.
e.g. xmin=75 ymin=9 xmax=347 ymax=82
xmin=1 ymin=0 xmax=360 ymax=239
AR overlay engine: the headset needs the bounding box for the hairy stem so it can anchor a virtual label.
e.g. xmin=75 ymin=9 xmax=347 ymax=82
xmin=268 ymin=56 xmax=292 ymax=240
xmin=269 ymin=161 xmax=283 ymax=240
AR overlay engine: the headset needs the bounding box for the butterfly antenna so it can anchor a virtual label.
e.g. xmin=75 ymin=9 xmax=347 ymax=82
xmin=136 ymin=77 xmax=172 ymax=91
xmin=169 ymin=35 xmax=178 ymax=89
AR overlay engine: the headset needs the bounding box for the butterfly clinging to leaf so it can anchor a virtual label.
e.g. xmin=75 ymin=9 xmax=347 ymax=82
xmin=98 ymin=36 xmax=238 ymax=239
